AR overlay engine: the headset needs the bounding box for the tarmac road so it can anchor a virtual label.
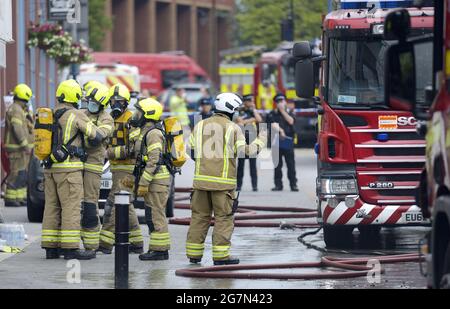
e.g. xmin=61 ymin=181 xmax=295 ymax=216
xmin=0 ymin=149 xmax=429 ymax=289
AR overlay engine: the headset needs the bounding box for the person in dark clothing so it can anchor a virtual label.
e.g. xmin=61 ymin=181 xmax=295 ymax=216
xmin=236 ymin=94 xmax=263 ymax=192
xmin=266 ymin=93 xmax=299 ymax=192
xmin=190 ymin=97 xmax=214 ymax=128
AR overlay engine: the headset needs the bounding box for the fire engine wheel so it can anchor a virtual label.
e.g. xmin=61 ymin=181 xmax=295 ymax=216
xmin=323 ymin=225 xmax=354 ymax=248
xmin=440 ymin=243 xmax=450 ymax=289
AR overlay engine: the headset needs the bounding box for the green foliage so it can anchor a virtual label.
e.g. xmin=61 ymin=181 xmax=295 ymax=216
xmin=236 ymin=0 xmax=327 ymax=49
xmin=88 ymin=0 xmax=112 ymax=51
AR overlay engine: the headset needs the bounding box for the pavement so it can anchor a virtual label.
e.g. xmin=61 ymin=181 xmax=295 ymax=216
xmin=0 ymin=149 xmax=429 ymax=289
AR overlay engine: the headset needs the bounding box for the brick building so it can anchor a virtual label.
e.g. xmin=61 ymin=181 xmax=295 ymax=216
xmin=100 ymin=0 xmax=235 ymax=81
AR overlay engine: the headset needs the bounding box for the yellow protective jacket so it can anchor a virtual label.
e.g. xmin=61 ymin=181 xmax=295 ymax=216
xmin=134 ymin=123 xmax=171 ymax=188
xmin=4 ymin=101 xmax=31 ymax=153
xmin=107 ymin=109 xmax=138 ymax=173
xmin=189 ymin=113 xmax=266 ymax=191
xmin=48 ymin=103 xmax=103 ymax=173
xmin=84 ymin=109 xmax=114 ymax=174
xmin=169 ymin=95 xmax=190 ymax=126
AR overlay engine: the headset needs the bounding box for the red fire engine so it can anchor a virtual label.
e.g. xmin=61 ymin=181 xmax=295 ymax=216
xmin=383 ymin=0 xmax=449 ymax=289
xmin=294 ymin=1 xmax=433 ymax=247
xmin=93 ymin=52 xmax=210 ymax=96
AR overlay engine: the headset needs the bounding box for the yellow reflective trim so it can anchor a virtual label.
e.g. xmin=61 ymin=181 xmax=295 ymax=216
xmin=223 ymin=126 xmax=234 ymax=179
xmin=195 ymin=122 xmax=204 ymax=175
xmin=11 ymin=117 xmax=23 ymax=125
xmin=129 ymin=129 xmax=141 ymax=139
xmin=86 ymin=122 xmax=93 ymax=139
xmin=147 ymin=143 xmax=163 ymax=153
xmin=64 ymin=114 xmax=76 ymax=144
xmin=51 ymin=162 xmax=84 ymax=169
xmin=110 ymin=165 xmax=134 ymax=172
xmin=114 ymin=147 xmax=122 ymax=159
xmin=130 ymin=230 xmax=142 ymax=236
xmin=142 ymin=171 xmax=153 ymax=181
xmin=100 ymin=230 xmax=115 ymax=237
xmin=19 ymin=139 xmax=29 ymax=147
xmin=84 ymin=163 xmax=104 ymax=173
xmin=98 ymin=124 xmax=112 ymax=131
xmin=150 ymin=233 xmax=170 ymax=239
xmin=189 ymin=134 xmax=195 ymax=148
xmin=194 ymin=175 xmax=237 ymax=185
xmin=186 ymin=243 xmax=205 ymax=249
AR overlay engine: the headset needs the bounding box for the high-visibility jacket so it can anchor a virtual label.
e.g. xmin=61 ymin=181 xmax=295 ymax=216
xmin=107 ymin=109 xmax=137 ymax=173
xmin=4 ymin=101 xmax=30 ymax=153
xmin=189 ymin=113 xmax=266 ymax=191
xmin=134 ymin=123 xmax=171 ymax=187
xmin=84 ymin=109 xmax=114 ymax=174
xmin=169 ymin=95 xmax=190 ymax=126
xmin=48 ymin=103 xmax=103 ymax=173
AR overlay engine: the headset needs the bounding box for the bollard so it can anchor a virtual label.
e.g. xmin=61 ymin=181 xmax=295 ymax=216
xmin=115 ymin=191 xmax=130 ymax=289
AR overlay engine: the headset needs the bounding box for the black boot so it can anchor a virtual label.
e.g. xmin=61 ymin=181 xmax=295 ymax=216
xmin=45 ymin=248 xmax=61 ymax=260
xmin=189 ymin=258 xmax=202 ymax=264
xmin=271 ymin=187 xmax=283 ymax=192
xmin=4 ymin=200 xmax=21 ymax=207
xmin=63 ymin=249 xmax=96 ymax=260
xmin=129 ymin=245 xmax=144 ymax=254
xmin=139 ymin=250 xmax=169 ymax=261
xmin=290 ymin=185 xmax=299 ymax=192
xmin=97 ymin=246 xmax=112 ymax=255
xmin=214 ymin=256 xmax=240 ymax=266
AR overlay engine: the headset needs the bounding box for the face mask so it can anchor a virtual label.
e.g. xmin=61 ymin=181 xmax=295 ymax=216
xmin=111 ymin=101 xmax=125 ymax=119
xmin=88 ymin=100 xmax=101 ymax=114
xmin=130 ymin=110 xmax=144 ymax=127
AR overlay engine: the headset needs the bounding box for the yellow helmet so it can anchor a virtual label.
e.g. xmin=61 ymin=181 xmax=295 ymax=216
xmin=109 ymin=83 xmax=131 ymax=102
xmin=13 ymin=84 xmax=33 ymax=102
xmin=136 ymin=98 xmax=163 ymax=121
xmin=57 ymin=79 xmax=82 ymax=104
xmin=86 ymin=83 xmax=110 ymax=107
xmin=83 ymin=80 xmax=103 ymax=93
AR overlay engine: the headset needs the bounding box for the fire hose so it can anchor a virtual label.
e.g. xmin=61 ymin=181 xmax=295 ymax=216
xmin=175 ymin=254 xmax=423 ymax=280
xmin=170 ymin=202 xmax=320 ymax=228
xmin=171 ymin=189 xmax=424 ymax=280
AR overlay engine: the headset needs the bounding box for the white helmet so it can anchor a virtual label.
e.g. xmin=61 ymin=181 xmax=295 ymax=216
xmin=214 ymin=93 xmax=242 ymax=114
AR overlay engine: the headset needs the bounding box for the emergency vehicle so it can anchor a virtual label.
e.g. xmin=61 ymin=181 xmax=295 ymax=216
xmin=93 ymin=52 xmax=210 ymax=96
xmin=293 ymin=0 xmax=434 ymax=247
xmin=254 ymin=43 xmax=319 ymax=145
xmin=383 ymin=0 xmax=449 ymax=289
xmin=77 ymin=63 xmax=141 ymax=92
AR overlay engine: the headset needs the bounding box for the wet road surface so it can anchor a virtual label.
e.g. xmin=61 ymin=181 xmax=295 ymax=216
xmin=0 ymin=149 xmax=428 ymax=289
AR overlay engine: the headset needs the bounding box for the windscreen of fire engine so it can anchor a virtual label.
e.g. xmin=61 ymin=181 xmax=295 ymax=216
xmin=328 ymin=39 xmax=432 ymax=109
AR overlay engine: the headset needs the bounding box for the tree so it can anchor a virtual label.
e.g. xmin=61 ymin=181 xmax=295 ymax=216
xmin=236 ymin=0 xmax=327 ymax=49
xmin=88 ymin=0 xmax=112 ymax=51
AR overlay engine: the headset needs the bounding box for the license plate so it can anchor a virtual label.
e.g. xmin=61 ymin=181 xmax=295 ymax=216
xmin=101 ymin=180 xmax=112 ymax=190
xmin=402 ymin=212 xmax=424 ymax=223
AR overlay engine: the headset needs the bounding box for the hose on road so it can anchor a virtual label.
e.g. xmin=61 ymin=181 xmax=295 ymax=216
xmin=175 ymin=254 xmax=423 ymax=280
xmin=170 ymin=202 xmax=319 ymax=228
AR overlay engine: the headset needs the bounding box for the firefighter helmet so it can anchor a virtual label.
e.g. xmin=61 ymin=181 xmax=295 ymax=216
xmin=57 ymin=80 xmax=82 ymax=104
xmin=109 ymin=83 xmax=131 ymax=102
xmin=13 ymin=84 xmax=33 ymax=102
xmin=214 ymin=93 xmax=242 ymax=114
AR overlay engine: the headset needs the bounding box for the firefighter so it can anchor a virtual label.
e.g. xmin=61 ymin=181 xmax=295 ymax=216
xmin=80 ymin=83 xmax=114 ymax=254
xmin=122 ymin=98 xmax=172 ymax=261
xmin=41 ymin=79 xmax=104 ymax=260
xmin=98 ymin=84 xmax=144 ymax=254
xmin=4 ymin=84 xmax=34 ymax=207
xmin=186 ymin=93 xmax=267 ymax=265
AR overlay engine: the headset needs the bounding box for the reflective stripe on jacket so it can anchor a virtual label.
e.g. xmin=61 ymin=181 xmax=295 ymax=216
xmin=4 ymin=101 xmax=29 ymax=152
xmin=189 ymin=113 xmax=266 ymax=191
xmin=84 ymin=109 xmax=114 ymax=174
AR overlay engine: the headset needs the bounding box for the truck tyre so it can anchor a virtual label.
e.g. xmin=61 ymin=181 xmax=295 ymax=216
xmin=323 ymin=225 xmax=353 ymax=248
xmin=27 ymin=191 xmax=44 ymax=223
xmin=439 ymin=243 xmax=450 ymax=289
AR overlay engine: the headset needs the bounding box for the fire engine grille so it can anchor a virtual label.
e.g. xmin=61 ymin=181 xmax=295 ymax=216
xmin=374 ymin=148 xmax=425 ymax=156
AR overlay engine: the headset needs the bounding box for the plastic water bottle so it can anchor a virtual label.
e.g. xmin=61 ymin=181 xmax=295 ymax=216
xmin=0 ymin=224 xmax=25 ymax=247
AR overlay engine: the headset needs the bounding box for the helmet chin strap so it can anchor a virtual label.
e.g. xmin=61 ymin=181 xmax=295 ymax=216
xmin=216 ymin=111 xmax=234 ymax=120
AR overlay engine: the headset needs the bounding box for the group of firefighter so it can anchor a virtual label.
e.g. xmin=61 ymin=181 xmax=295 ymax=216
xmin=3 ymin=80 xmax=267 ymax=265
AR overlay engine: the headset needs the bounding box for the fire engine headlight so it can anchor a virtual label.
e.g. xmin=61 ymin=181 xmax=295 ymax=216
xmin=372 ymin=24 xmax=384 ymax=35
xmin=321 ymin=179 xmax=358 ymax=195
